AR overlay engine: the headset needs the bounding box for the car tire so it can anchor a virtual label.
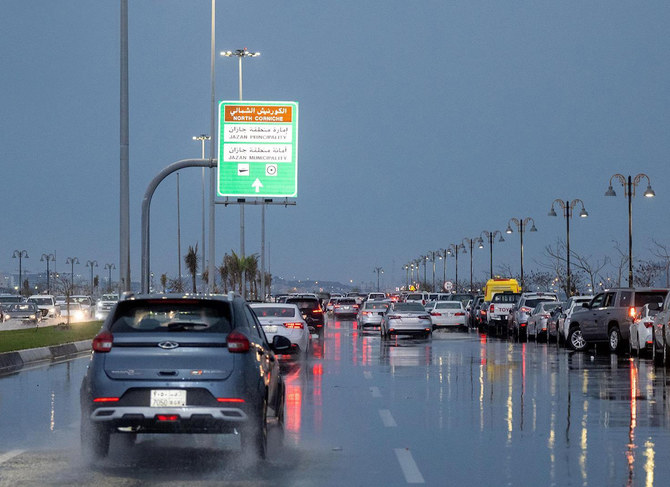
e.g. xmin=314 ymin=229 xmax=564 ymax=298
xmin=568 ymin=327 xmax=587 ymax=351
xmin=608 ymin=327 xmax=622 ymax=354
xmin=242 ymin=399 xmax=268 ymax=460
xmin=81 ymin=416 xmax=110 ymax=461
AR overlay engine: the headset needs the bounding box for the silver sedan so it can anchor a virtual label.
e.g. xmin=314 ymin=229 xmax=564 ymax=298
xmin=357 ymin=301 xmax=389 ymax=329
xmin=380 ymin=302 xmax=432 ymax=339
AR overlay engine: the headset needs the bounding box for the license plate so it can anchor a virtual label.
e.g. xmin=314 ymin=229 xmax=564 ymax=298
xmin=151 ymin=389 xmax=186 ymax=407
xmin=264 ymin=325 xmax=278 ymax=333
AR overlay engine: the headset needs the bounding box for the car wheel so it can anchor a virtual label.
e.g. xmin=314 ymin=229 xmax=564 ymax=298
xmin=242 ymin=399 xmax=268 ymax=460
xmin=568 ymin=327 xmax=587 ymax=351
xmin=81 ymin=416 xmax=110 ymax=461
xmin=608 ymin=327 xmax=622 ymax=354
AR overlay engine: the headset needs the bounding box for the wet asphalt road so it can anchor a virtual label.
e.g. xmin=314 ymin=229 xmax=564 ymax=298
xmin=1 ymin=316 xmax=670 ymax=486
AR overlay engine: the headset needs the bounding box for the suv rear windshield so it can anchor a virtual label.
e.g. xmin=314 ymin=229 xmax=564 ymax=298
xmin=406 ymin=294 xmax=425 ymax=300
xmin=492 ymin=293 xmax=521 ymax=303
xmin=110 ymin=300 xmax=233 ymax=333
xmin=285 ymin=298 xmax=320 ymax=311
xmin=524 ymin=298 xmax=556 ymax=309
xmin=634 ymin=291 xmax=668 ymax=308
xmin=337 ymin=298 xmax=357 ymax=305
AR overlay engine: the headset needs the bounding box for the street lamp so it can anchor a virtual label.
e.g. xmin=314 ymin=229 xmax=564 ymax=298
xmin=86 ymin=260 xmax=98 ymax=296
xmin=104 ymin=263 xmax=116 ymax=292
xmin=420 ymin=256 xmax=428 ymax=289
xmin=221 ymin=48 xmax=261 ymax=297
xmin=480 ymin=231 xmax=505 ymax=280
xmin=548 ymin=199 xmax=588 ymax=296
xmin=403 ymin=264 xmax=410 ymax=290
xmin=437 ymin=249 xmax=448 ymax=291
xmin=65 ymin=257 xmax=80 ymax=293
xmin=505 ymin=217 xmax=538 ymax=290
xmin=40 ymin=253 xmax=55 ymax=295
xmin=447 ymin=243 xmax=466 ymax=292
xmin=374 ymin=267 xmax=384 ymax=291
xmin=193 ymin=134 xmax=210 ymax=274
xmin=461 ymin=238 xmax=482 ymax=292
xmin=605 ymin=173 xmax=655 ymax=287
xmin=12 ymin=250 xmax=29 ymax=296
xmin=425 ymin=251 xmax=438 ymax=292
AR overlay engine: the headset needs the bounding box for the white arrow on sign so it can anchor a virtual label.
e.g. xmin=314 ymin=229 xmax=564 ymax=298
xmin=252 ymin=178 xmax=263 ymax=193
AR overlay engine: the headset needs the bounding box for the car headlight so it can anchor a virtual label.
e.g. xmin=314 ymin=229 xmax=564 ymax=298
xmin=74 ymin=310 xmax=84 ymax=320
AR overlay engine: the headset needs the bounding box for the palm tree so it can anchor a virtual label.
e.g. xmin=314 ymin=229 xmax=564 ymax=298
xmin=184 ymin=243 xmax=199 ymax=293
xmin=244 ymin=254 xmax=259 ymax=299
xmin=219 ymin=258 xmax=230 ymax=293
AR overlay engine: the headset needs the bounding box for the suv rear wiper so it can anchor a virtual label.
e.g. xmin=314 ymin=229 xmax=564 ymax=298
xmin=166 ymin=322 xmax=209 ymax=331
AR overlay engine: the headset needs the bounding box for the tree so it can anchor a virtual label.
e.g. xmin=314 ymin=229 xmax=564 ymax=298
xmin=160 ymin=273 xmax=167 ymax=293
xmin=634 ymin=260 xmax=664 ymax=287
xmin=651 ymin=239 xmax=670 ymax=287
xmin=610 ymin=240 xmax=628 ymax=287
xmin=244 ymin=254 xmax=259 ymax=299
xmin=184 ymin=244 xmax=199 ymax=293
xmin=218 ymin=260 xmax=230 ymax=293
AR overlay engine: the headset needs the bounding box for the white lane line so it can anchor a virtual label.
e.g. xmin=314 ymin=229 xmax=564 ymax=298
xmin=370 ymin=386 xmax=382 ymax=398
xmin=363 ymin=371 xmax=373 ymax=380
xmin=0 ymin=449 xmax=25 ymax=465
xmin=394 ymin=448 xmax=425 ymax=484
xmin=379 ymin=409 xmax=397 ymax=427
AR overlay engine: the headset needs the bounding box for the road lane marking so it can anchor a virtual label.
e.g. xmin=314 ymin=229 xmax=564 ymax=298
xmin=394 ymin=448 xmax=425 ymax=484
xmin=370 ymin=386 xmax=382 ymax=398
xmin=0 ymin=450 xmax=25 ymax=465
xmin=379 ymin=409 xmax=397 ymax=427
xmin=363 ymin=371 xmax=373 ymax=380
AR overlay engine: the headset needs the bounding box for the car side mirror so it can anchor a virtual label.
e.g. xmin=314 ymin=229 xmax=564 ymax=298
xmin=271 ymin=335 xmax=292 ymax=352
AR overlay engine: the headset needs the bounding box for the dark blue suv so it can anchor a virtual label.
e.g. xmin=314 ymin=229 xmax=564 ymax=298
xmin=80 ymin=293 xmax=289 ymax=460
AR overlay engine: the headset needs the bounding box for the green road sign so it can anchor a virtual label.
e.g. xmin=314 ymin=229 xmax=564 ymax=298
xmin=218 ymin=101 xmax=298 ymax=197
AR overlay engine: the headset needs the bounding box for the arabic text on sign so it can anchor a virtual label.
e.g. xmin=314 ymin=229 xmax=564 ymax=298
xmin=225 ymin=105 xmax=293 ymax=123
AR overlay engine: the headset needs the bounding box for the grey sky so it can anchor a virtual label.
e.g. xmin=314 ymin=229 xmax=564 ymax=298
xmin=1 ymin=1 xmax=669 ymax=290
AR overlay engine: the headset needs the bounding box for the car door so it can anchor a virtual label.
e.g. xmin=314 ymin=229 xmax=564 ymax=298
xmin=580 ymin=293 xmax=604 ymax=339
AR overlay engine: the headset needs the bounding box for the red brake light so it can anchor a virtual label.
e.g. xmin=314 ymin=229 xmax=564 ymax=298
xmin=284 ymin=322 xmax=304 ymax=329
xmin=521 ymin=307 xmax=532 ymax=313
xmin=227 ymin=331 xmax=250 ymax=353
xmin=644 ymin=322 xmax=653 ymax=328
xmin=490 ymin=304 xmax=494 ymax=312
xmin=314 ymin=306 xmax=323 ymax=314
xmin=217 ymin=397 xmax=245 ymax=403
xmin=93 ymin=397 xmax=119 ymax=403
xmin=455 ymin=312 xmax=465 ymax=316
xmin=629 ymin=306 xmax=637 ymax=318
xmin=92 ymin=331 xmax=113 ymax=353
xmin=388 ymin=315 xmax=402 ymax=320
xmin=156 ymin=415 xmax=179 ymax=422
xmin=430 ymin=312 xmax=441 ymax=316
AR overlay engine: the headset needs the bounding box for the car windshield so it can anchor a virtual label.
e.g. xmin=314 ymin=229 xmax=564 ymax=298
xmin=394 ymin=303 xmax=425 ymax=312
xmin=29 ymin=298 xmax=52 ymax=305
xmin=8 ymin=304 xmax=34 ymax=312
xmin=101 ymin=294 xmax=119 ymax=301
xmin=110 ymin=300 xmax=232 ymax=333
xmin=252 ymin=306 xmax=296 ymax=318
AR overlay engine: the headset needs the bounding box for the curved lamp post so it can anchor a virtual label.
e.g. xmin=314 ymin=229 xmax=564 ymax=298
xmin=86 ymin=260 xmax=98 ymax=296
xmin=12 ymin=250 xmax=29 ymax=296
xmin=461 ymin=237 xmax=482 ymax=292
xmin=104 ymin=263 xmax=116 ymax=293
xmin=438 ymin=249 xmax=449 ymax=291
xmin=548 ymin=199 xmax=588 ymax=296
xmin=447 ymin=243 xmax=466 ymax=292
xmin=605 ymin=173 xmax=655 ymax=287
xmin=40 ymin=253 xmax=55 ymax=295
xmin=65 ymin=257 xmax=80 ymax=293
xmin=480 ymin=231 xmax=505 ymax=280
xmin=505 ymin=217 xmax=537 ymax=290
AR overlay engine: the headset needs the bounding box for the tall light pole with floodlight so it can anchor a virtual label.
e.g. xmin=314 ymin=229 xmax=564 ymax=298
xmin=12 ymin=250 xmax=29 ymax=296
xmin=506 ymin=217 xmax=537 ymax=290
xmin=548 ymin=199 xmax=588 ymax=296
xmin=605 ymin=173 xmax=655 ymax=287
xmin=193 ymin=134 xmax=210 ymax=272
xmin=480 ymin=231 xmax=505 ymax=280
xmin=221 ymin=48 xmax=261 ymax=298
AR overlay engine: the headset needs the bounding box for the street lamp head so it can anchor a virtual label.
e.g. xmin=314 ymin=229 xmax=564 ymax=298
xmin=548 ymin=207 xmax=557 ymax=217
xmin=505 ymin=225 xmax=513 ymax=234
xmin=605 ymin=185 xmax=616 ymax=197
xmin=529 ymin=223 xmax=538 ymax=232
xmin=644 ymin=184 xmax=655 ymax=198
xmin=459 ymin=243 xmax=467 ymax=253
xmin=498 ymin=234 xmax=505 ymax=243
xmin=579 ymin=207 xmax=589 ymax=218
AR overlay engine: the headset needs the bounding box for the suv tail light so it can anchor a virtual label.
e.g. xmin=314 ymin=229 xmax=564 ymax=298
xmin=284 ymin=322 xmax=304 ymax=329
xmin=629 ymin=306 xmax=637 ymax=318
xmin=430 ymin=312 xmax=441 ymax=316
xmin=92 ymin=331 xmax=113 ymax=353
xmin=490 ymin=304 xmax=495 ymax=313
xmin=644 ymin=321 xmax=654 ymax=328
xmin=521 ymin=307 xmax=532 ymax=313
xmin=314 ymin=306 xmax=324 ymax=314
xmin=227 ymin=331 xmax=250 ymax=353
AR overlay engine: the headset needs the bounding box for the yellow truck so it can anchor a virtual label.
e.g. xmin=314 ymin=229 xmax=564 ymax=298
xmin=483 ymin=278 xmax=521 ymax=302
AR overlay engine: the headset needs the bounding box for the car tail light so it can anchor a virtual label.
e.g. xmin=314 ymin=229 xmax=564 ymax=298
xmin=334 ymin=305 xmax=340 ymax=309
xmin=430 ymin=312 xmax=441 ymax=316
xmin=217 ymin=397 xmax=245 ymax=403
xmin=362 ymin=311 xmax=371 ymax=316
xmin=455 ymin=312 xmax=465 ymax=316
xmin=418 ymin=315 xmax=430 ymax=320
xmin=314 ymin=306 xmax=324 ymax=314
xmin=156 ymin=415 xmax=179 ymax=422
xmin=521 ymin=307 xmax=532 ymax=313
xmin=480 ymin=310 xmax=486 ymax=315
xmin=490 ymin=304 xmax=495 ymax=313
xmin=227 ymin=331 xmax=250 ymax=353
xmin=388 ymin=315 xmax=402 ymax=320
xmin=629 ymin=306 xmax=637 ymax=318
xmin=541 ymin=313 xmax=550 ymax=319
xmin=284 ymin=322 xmax=304 ymax=329
xmin=644 ymin=321 xmax=654 ymax=328
xmin=92 ymin=331 xmax=113 ymax=353
xmin=93 ymin=397 xmax=119 ymax=403
xmin=353 ymin=305 xmax=359 ymax=309
xmin=520 ymin=322 xmax=527 ymax=327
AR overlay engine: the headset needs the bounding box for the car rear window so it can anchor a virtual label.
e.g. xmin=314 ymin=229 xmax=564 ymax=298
xmin=406 ymin=294 xmax=424 ymax=300
xmin=436 ymin=302 xmax=461 ymax=309
xmin=394 ymin=303 xmax=425 ymax=312
xmin=110 ymin=300 xmax=233 ymax=333
xmin=492 ymin=293 xmax=521 ymax=303
xmin=634 ymin=291 xmax=668 ymax=308
xmin=365 ymin=302 xmax=389 ymax=310
xmin=286 ymin=298 xmax=319 ymax=311
xmin=251 ymin=306 xmax=296 ymax=318
xmin=524 ymin=298 xmax=554 ymax=308
xmin=337 ymin=298 xmax=357 ymax=305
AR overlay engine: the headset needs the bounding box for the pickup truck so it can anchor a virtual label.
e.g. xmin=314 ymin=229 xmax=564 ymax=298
xmin=567 ymin=288 xmax=668 ymax=353
xmin=487 ymin=292 xmax=521 ymax=336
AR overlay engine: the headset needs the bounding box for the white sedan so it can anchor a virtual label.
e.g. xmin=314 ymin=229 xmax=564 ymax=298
xmin=630 ymin=302 xmax=662 ymax=357
xmin=250 ymin=303 xmax=310 ymax=357
xmin=429 ymin=301 xmax=468 ymax=329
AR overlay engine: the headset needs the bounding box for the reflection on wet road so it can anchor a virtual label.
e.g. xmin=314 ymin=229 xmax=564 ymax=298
xmin=1 ymin=318 xmax=670 ymax=485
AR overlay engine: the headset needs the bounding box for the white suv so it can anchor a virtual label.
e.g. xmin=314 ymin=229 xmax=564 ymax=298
xmin=28 ymin=295 xmax=60 ymax=318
